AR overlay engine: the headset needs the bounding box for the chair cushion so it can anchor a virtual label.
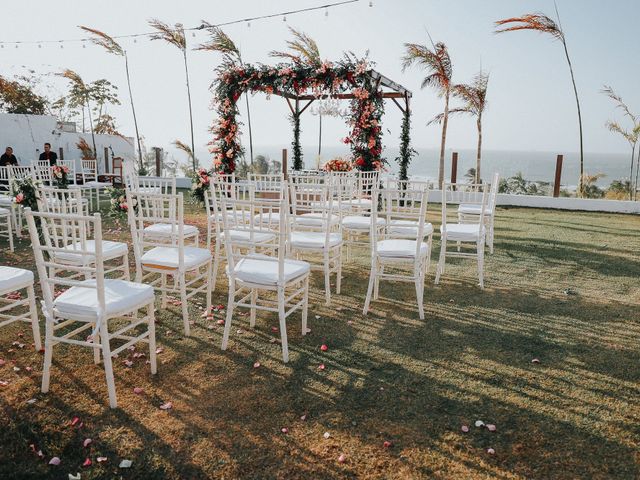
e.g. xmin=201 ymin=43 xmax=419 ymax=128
xmin=0 ymin=266 xmax=33 ymax=294
xmin=387 ymin=220 xmax=434 ymax=238
xmin=253 ymin=212 xmax=281 ymax=225
xmin=209 ymin=210 xmax=251 ymax=224
xmin=54 ymin=240 xmax=128 ymax=264
xmin=342 ymin=215 xmax=385 ymax=230
xmin=377 ymin=239 xmax=428 ymax=258
xmin=141 ymin=246 xmax=211 ymax=270
xmin=54 ymin=279 xmax=154 ymax=320
xmin=229 ymin=254 xmax=310 ymax=285
xmin=144 ymin=223 xmax=199 ymax=238
xmin=458 ymin=204 xmax=493 ymax=216
xmin=290 ymin=231 xmax=342 ymax=249
xmin=220 ymin=229 xmax=276 ymax=244
xmin=295 ymin=213 xmax=340 ymax=227
xmin=0 ymin=207 xmax=9 ymax=215
xmin=84 ymin=181 xmax=112 ymax=188
xmin=441 ymin=223 xmax=485 ymax=241
xmin=342 ymin=198 xmax=373 ymax=208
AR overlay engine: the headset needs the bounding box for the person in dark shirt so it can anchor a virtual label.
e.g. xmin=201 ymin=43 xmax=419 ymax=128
xmin=38 ymin=143 xmax=58 ymax=165
xmin=0 ymin=147 xmax=18 ymax=166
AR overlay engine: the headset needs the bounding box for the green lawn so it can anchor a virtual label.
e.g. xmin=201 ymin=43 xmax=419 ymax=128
xmin=0 ymin=204 xmax=639 ymax=479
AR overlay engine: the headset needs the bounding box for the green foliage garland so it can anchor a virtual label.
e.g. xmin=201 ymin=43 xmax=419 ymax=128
xmin=395 ymin=108 xmax=417 ymax=181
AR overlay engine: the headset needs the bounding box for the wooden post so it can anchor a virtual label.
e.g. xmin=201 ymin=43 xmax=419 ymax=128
xmin=451 ymin=152 xmax=458 ymax=184
xmin=282 ymin=148 xmax=288 ymax=180
xmin=104 ymin=147 xmax=110 ymax=173
xmin=553 ymin=154 xmax=563 ymax=197
xmin=154 ymin=147 xmax=162 ymax=176
xmin=59 ymin=147 xmax=64 ymax=161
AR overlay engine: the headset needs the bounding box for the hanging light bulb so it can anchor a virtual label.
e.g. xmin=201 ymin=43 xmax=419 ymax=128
xmin=38 ymin=44 xmax=42 ymax=49
xmin=191 ymin=31 xmax=196 ymax=37
xmin=247 ymin=21 xmax=251 ymax=28
xmin=82 ymin=41 xmax=86 ymax=48
xmin=283 ymin=15 xmax=286 ymax=22
xmin=1 ymin=44 xmax=5 ymax=49
xmin=15 ymin=44 xmax=18 ymax=49
xmin=60 ymin=44 xmax=64 ymax=49
xmin=369 ymin=1 xmax=373 ymax=6
xmin=325 ymin=8 xmax=329 ymax=17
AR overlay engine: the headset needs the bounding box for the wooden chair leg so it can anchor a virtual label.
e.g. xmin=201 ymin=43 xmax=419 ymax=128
xmin=302 ymin=277 xmax=309 ymax=335
xmin=99 ymin=319 xmax=118 ymax=408
xmin=41 ymin=316 xmax=54 ymax=393
xmin=277 ymin=287 xmax=289 ymax=363
xmin=147 ymin=302 xmax=157 ymax=375
xmin=249 ymin=289 xmax=257 ymax=328
xmin=179 ymin=274 xmax=190 ymax=336
xmin=323 ymin=251 xmax=331 ymax=305
xmin=221 ymin=283 xmax=235 ymax=350
xmin=362 ymin=259 xmax=377 ymax=315
xmin=26 ymin=284 xmax=41 ymax=351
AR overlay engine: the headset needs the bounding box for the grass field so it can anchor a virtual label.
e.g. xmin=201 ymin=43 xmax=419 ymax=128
xmin=0 ymin=203 xmax=639 ymax=479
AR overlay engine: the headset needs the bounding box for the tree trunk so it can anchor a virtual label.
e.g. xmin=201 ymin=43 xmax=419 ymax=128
xmin=439 ymin=88 xmax=450 ymax=189
xmin=476 ymin=116 xmax=482 ymax=183
xmin=86 ymin=97 xmax=98 ymax=161
xmin=629 ymin=144 xmax=635 ymax=200
xmin=561 ymin=38 xmax=584 ymax=198
xmin=634 ymin=144 xmax=640 ymax=201
xmin=245 ymin=95 xmax=254 ymax=166
xmin=183 ymin=49 xmax=197 ymax=173
xmin=125 ymin=53 xmax=144 ymax=170
xmin=318 ymin=112 xmax=322 ymax=158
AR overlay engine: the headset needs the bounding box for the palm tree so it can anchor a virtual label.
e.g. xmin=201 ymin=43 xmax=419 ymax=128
xmin=80 ymin=26 xmax=144 ymax=170
xmin=601 ymin=85 xmax=639 ymax=200
xmin=149 ymin=20 xmax=197 ymax=173
xmin=172 ymin=139 xmax=195 ymax=174
xmin=196 ymin=24 xmax=254 ymax=165
xmin=270 ymin=27 xmax=322 ymax=66
xmin=59 ymin=69 xmax=97 ymax=160
xmin=495 ymin=9 xmax=585 ymax=197
xmin=402 ymin=40 xmax=453 ymax=189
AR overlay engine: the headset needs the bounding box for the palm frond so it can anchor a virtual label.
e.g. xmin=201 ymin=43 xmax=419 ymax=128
xmin=270 ymin=27 xmax=321 ymax=66
xmin=494 ymin=13 xmax=564 ymax=41
xmin=452 ymin=71 xmax=489 ymax=116
xmin=427 ymin=108 xmax=470 ymax=126
xmin=58 ymin=69 xmax=85 ymax=87
xmin=79 ymin=26 xmax=124 ymax=56
xmin=148 ymin=19 xmax=186 ymax=50
xmin=172 ymin=139 xmax=194 ymax=159
xmin=402 ymin=41 xmax=452 ymax=92
xmin=601 ymin=85 xmax=636 ymax=121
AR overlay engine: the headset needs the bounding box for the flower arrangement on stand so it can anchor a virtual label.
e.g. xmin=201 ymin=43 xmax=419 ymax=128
xmin=210 ymin=55 xmax=386 ymax=174
xmin=106 ymin=187 xmax=134 ymax=218
xmin=11 ymin=177 xmax=41 ymax=211
xmin=191 ymin=167 xmax=212 ymax=204
xmin=322 ymin=157 xmax=353 ymax=172
xmin=51 ymin=164 xmax=70 ymax=189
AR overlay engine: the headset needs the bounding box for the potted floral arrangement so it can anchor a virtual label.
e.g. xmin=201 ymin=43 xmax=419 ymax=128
xmin=11 ymin=177 xmax=41 ymax=211
xmin=51 ymin=164 xmax=70 ymax=189
xmin=322 ymin=157 xmax=353 ymax=172
xmin=191 ymin=168 xmax=212 ymax=205
xmin=106 ymin=186 xmax=135 ymax=218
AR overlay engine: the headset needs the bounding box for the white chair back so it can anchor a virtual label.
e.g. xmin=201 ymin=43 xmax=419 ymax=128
xmin=9 ymin=166 xmax=33 ymax=181
xmin=441 ymin=182 xmax=488 ymax=237
xmin=81 ymin=159 xmax=98 ymax=183
xmin=58 ymin=160 xmax=77 ymax=185
xmin=37 ymin=186 xmax=85 ymax=215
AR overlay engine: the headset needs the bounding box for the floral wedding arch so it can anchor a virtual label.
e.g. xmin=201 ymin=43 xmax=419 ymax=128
xmin=208 ymin=56 xmax=414 ymax=176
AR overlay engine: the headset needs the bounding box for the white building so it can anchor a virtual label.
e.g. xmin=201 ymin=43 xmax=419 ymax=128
xmin=0 ymin=113 xmax=134 ymax=173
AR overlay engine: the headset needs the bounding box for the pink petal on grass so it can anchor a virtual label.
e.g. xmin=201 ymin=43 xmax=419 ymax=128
xmin=123 ymin=360 xmax=133 ymax=368
xmin=253 ymin=362 xmax=261 ymax=369
xmin=96 ymin=457 xmax=107 ymax=463
xmin=83 ymin=438 xmax=92 ymax=447
xmin=82 ymin=457 xmax=92 ymax=467
xmin=318 ymin=364 xmax=326 ymax=371
xmin=487 ymin=448 xmax=495 ymax=455
xmin=486 ymin=424 xmax=497 ymax=432
xmin=323 ymin=432 xmax=330 ymax=439
xmin=383 ymin=441 xmax=393 ymax=449
xmin=159 ymin=402 xmax=173 ymax=410
xmin=300 ymin=414 xmax=307 ymax=421
xmin=320 ymin=344 xmax=328 ymax=352
xmin=217 ymin=319 xmax=225 ymax=325
xmin=281 ymin=427 xmax=289 ymax=434
xmin=531 ymin=358 xmax=540 ymax=364
xmin=70 ymin=417 xmax=80 ymax=427
xmin=155 ymin=347 xmax=164 ymax=354
xmin=338 ymin=453 xmax=347 ymax=463
xmin=271 ymin=327 xmax=278 ymax=332
xmin=474 ymin=420 xmax=485 ymax=428
xmin=49 ymin=456 xmax=61 ymax=465
xmin=0 ymin=359 xmax=5 ymax=366
xmin=461 ymin=425 xmax=469 ymax=433
xmin=133 ymin=387 xmax=144 ymax=395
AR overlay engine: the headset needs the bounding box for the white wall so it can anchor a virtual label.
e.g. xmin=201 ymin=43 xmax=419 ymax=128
xmin=0 ymin=113 xmax=134 ymax=173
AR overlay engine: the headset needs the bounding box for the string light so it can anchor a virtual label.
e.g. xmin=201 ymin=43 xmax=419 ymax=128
xmin=0 ymin=0 xmax=359 ymax=47
xmin=369 ymin=1 xmax=373 ymax=6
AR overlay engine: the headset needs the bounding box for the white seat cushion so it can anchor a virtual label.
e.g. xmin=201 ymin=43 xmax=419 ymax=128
xmin=54 ymin=240 xmax=128 ymax=264
xmin=220 ymin=229 xmax=276 ymax=244
xmin=209 ymin=210 xmax=251 ymax=224
xmin=253 ymin=212 xmax=281 ymax=225
xmin=342 ymin=215 xmax=386 ymax=230
xmin=377 ymin=239 xmax=428 ymax=258
xmin=144 ymin=223 xmax=199 ymax=238
xmin=0 ymin=207 xmax=9 ymax=215
xmin=458 ymin=204 xmax=493 ymax=216
xmin=84 ymin=181 xmax=112 ymax=188
xmin=441 ymin=223 xmax=484 ymax=241
xmin=230 ymin=254 xmax=310 ymax=286
xmin=141 ymin=246 xmax=211 ymax=270
xmin=387 ymin=220 xmax=434 ymax=238
xmin=342 ymin=198 xmax=373 ymax=208
xmin=296 ymin=213 xmax=340 ymax=227
xmin=54 ymin=279 xmax=154 ymax=320
xmin=0 ymin=266 xmax=33 ymax=293
xmin=290 ymin=231 xmax=342 ymax=249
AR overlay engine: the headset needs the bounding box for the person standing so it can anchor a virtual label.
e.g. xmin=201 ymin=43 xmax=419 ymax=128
xmin=0 ymin=147 xmax=18 ymax=166
xmin=38 ymin=143 xmax=58 ymax=165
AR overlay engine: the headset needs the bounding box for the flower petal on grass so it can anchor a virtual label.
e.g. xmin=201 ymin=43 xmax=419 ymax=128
xmin=383 ymin=441 xmax=393 ymax=448
xmin=323 ymin=432 xmax=330 ymax=439
xmin=133 ymin=387 xmax=144 ymax=395
xmin=68 ymin=473 xmax=81 ymax=480
xmin=486 ymin=424 xmax=496 ymax=432
xmin=461 ymin=425 xmax=469 ymax=433
xmin=49 ymin=457 xmax=61 ymax=465
xmin=82 ymin=458 xmax=92 ymax=467
xmin=338 ymin=453 xmax=346 ymax=463
xmin=159 ymin=402 xmax=173 ymax=410
xmin=253 ymin=362 xmax=261 ymax=369
xmin=318 ymin=364 xmax=326 ymax=371
xmin=119 ymin=459 xmax=132 ymax=468
xmin=281 ymin=427 xmax=289 ymax=434
xmin=83 ymin=438 xmax=92 ymax=448
xmin=532 ymin=358 xmax=540 ymax=364
xmin=96 ymin=457 xmax=107 ymax=463
xmin=487 ymin=448 xmax=495 ymax=455
xmin=474 ymin=420 xmax=485 ymax=428
xmin=320 ymin=344 xmax=328 ymax=352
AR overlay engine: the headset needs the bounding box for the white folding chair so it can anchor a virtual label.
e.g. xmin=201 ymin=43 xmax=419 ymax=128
xmin=458 ymin=173 xmax=499 ymax=254
xmin=0 ymin=204 xmax=13 ymax=252
xmin=289 ymin=180 xmax=343 ymax=305
xmin=58 ymin=160 xmax=78 ymax=186
xmin=220 ymin=187 xmax=310 ymax=363
xmin=0 ymin=266 xmax=41 ymax=350
xmin=128 ymin=191 xmax=212 ymax=336
xmin=34 ymin=165 xmax=52 ymax=185
xmin=436 ymin=182 xmax=489 ymax=288
xmin=25 ymin=208 xmax=157 ymax=409
xmin=249 ymin=173 xmax=284 ymax=230
xmin=363 ymin=184 xmax=431 ymax=319
xmin=80 ymin=159 xmax=112 ymax=210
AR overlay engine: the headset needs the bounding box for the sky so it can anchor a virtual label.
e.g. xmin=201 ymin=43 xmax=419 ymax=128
xmin=2 ymin=0 xmax=640 ymax=166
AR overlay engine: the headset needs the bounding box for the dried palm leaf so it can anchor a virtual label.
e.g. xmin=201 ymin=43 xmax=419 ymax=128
xmin=270 ymin=27 xmax=321 ymax=66
xmin=494 ymin=13 xmax=564 ymax=40
xmin=148 ymin=19 xmax=186 ymax=51
xmin=79 ymin=26 xmax=124 ymax=56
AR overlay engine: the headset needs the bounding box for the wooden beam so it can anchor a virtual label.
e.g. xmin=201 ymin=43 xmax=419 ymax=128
xmin=390 ymin=97 xmax=406 ymax=114
xmin=298 ymin=99 xmax=315 ymax=115
xmin=285 ymin=97 xmax=295 ymax=115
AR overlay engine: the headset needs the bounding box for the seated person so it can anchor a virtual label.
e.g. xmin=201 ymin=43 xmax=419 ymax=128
xmin=39 ymin=143 xmax=58 ymax=165
xmin=0 ymin=147 xmax=18 ymax=166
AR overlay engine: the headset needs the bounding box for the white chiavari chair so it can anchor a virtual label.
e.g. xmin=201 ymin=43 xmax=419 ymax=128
xmin=127 ymin=191 xmax=212 ymax=335
xmin=289 ymin=180 xmax=343 ymax=305
xmin=58 ymin=160 xmax=78 ymax=186
xmin=363 ymin=184 xmax=431 ymax=319
xmin=25 ymin=208 xmax=157 ymax=409
xmin=8 ymin=165 xmax=34 ymax=236
xmin=458 ymin=173 xmax=499 ymax=254
xmin=436 ymin=182 xmax=489 ymax=288
xmin=79 ymin=159 xmax=112 ymax=210
xmin=0 ymin=266 xmax=41 ymax=350
xmin=220 ymin=187 xmax=310 ymax=363
xmin=0 ymin=167 xmax=14 ymax=250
